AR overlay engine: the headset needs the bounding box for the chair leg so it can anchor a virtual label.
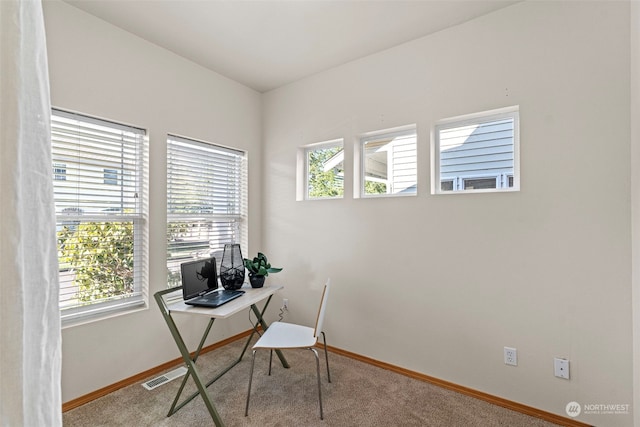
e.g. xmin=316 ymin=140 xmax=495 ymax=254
xmin=245 ymin=350 xmax=257 ymax=417
xmin=268 ymin=349 xmax=273 ymax=376
xmin=321 ymin=331 xmax=331 ymax=383
xmin=310 ymin=348 xmax=323 ymax=420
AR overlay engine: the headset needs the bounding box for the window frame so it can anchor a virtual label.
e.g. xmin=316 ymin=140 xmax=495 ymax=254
xmin=433 ymin=106 xmax=520 ymax=195
xmin=51 ymin=108 xmax=149 ymax=326
xmin=357 ymin=125 xmax=417 ymax=198
xmin=298 ymin=139 xmax=345 ymax=201
xmin=166 ymin=134 xmax=248 ymax=288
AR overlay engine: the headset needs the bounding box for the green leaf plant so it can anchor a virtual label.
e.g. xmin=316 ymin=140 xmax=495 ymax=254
xmin=243 ymin=252 xmax=282 ymax=277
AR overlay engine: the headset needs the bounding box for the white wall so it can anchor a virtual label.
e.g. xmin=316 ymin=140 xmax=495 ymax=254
xmin=631 ymin=0 xmax=640 ymax=425
xmin=43 ymin=0 xmax=264 ymax=403
xmin=262 ymin=1 xmax=633 ymax=425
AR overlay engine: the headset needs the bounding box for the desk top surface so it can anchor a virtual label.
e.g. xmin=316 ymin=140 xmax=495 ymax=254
xmin=167 ymin=283 xmax=283 ymax=319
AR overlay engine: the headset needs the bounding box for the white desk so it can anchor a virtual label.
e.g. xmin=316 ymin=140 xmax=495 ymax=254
xmin=155 ymin=284 xmax=289 ymax=427
xmin=168 ymin=284 xmax=283 ymax=319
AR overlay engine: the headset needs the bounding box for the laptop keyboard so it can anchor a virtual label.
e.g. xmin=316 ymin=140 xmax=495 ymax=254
xmin=185 ymin=289 xmax=245 ymax=307
xmin=203 ymin=292 xmax=227 ymax=302
xmin=202 ymin=290 xmax=243 ymax=302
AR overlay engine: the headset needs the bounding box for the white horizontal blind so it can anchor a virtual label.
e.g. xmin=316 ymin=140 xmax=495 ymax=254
xmin=166 ymin=135 xmax=247 ymax=287
xmin=437 ymin=110 xmax=518 ymax=192
xmin=51 ymin=109 xmax=148 ymax=324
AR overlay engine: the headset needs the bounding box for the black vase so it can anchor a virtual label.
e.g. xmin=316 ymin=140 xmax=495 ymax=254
xmin=219 ymin=244 xmax=245 ymax=290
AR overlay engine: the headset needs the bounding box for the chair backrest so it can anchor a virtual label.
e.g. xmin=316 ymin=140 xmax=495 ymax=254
xmin=313 ymin=279 xmax=331 ymax=339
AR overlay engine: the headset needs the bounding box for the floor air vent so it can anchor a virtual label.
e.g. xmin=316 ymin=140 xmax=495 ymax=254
xmin=142 ymin=366 xmax=188 ymax=391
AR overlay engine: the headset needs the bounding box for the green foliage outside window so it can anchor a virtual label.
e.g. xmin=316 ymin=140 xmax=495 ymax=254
xmin=307 ymin=146 xmax=344 ymax=198
xmin=365 ymin=181 xmax=387 ymax=195
xmin=57 ymin=221 xmax=133 ymax=303
xmin=166 ymin=221 xmax=193 ymax=287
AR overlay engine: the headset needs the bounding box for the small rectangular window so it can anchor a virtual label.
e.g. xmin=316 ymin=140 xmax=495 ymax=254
xmin=359 ymin=126 xmax=417 ymax=197
xmin=103 ymin=168 xmax=118 ymax=185
xmin=441 ymin=180 xmax=454 ymax=191
xmin=434 ymin=107 xmax=519 ymax=194
xmin=463 ymin=177 xmax=497 ymax=190
xmin=303 ymin=139 xmax=344 ymax=200
xmin=53 ymin=163 xmax=66 ymax=181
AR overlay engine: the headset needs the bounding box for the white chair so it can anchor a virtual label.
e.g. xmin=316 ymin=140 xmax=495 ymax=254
xmin=245 ymin=279 xmax=331 ymax=420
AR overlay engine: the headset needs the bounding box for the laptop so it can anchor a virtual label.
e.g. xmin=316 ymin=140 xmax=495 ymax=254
xmin=181 ymin=257 xmax=244 ymax=308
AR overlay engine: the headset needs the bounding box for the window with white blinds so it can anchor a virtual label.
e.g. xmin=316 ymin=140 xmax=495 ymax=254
xmin=51 ymin=109 xmax=148 ymax=325
xmin=434 ymin=107 xmax=519 ymax=194
xmin=360 ymin=126 xmax=417 ymax=197
xmin=166 ymin=135 xmax=247 ymax=287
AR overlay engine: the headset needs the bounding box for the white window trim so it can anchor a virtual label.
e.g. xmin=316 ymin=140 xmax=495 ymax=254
xmin=297 ymin=138 xmax=345 ymax=201
xmin=433 ymin=106 xmax=520 ymax=195
xmin=356 ymin=124 xmax=417 ymax=199
xmin=52 ymin=108 xmax=149 ymax=327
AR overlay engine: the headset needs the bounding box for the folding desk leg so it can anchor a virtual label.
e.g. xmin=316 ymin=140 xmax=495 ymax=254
xmin=155 ymin=292 xmax=225 ymax=427
xmin=169 ymin=318 xmax=215 ymax=415
xmin=249 ymin=303 xmax=290 ymax=369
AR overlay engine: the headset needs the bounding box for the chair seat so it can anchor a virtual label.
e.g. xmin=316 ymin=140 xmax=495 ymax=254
xmin=246 ymin=280 xmax=331 ymax=420
xmin=253 ymin=321 xmax=317 ymax=350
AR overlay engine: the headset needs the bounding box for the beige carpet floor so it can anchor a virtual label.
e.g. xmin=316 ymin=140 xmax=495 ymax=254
xmin=63 ymin=337 xmax=561 ymax=427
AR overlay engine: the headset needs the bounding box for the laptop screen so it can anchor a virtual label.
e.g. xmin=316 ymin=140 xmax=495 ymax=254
xmin=181 ymin=257 xmax=218 ymax=300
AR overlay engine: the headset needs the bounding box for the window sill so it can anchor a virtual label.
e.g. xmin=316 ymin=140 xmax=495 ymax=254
xmin=61 ymin=300 xmax=148 ymax=329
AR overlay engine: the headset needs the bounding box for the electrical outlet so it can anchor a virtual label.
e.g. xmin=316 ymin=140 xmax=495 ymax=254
xmin=504 ymin=347 xmax=517 ymax=366
xmin=282 ymin=298 xmax=289 ymax=310
xmin=554 ymin=358 xmax=570 ymax=379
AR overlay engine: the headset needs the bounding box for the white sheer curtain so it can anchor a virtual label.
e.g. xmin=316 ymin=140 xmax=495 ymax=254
xmin=0 ymin=1 xmax=62 ymax=426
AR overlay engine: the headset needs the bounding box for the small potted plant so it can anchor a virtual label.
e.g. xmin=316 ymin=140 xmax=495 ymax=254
xmin=243 ymin=252 xmax=282 ymax=288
